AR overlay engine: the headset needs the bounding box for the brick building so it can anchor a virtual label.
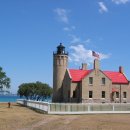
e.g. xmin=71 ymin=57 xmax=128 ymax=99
xmin=52 ymin=43 xmax=130 ymax=103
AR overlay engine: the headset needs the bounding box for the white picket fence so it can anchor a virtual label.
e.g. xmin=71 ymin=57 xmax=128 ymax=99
xmin=17 ymin=99 xmax=48 ymax=112
xmin=17 ymin=99 xmax=130 ymax=114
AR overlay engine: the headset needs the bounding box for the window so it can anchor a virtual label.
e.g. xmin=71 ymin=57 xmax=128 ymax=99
xmin=102 ymin=78 xmax=105 ymax=85
xmin=73 ymin=90 xmax=76 ymax=98
xmin=89 ymin=91 xmax=93 ymax=98
xmin=102 ymin=91 xmax=105 ymax=98
xmin=58 ymin=59 xmax=61 ymax=65
xmin=89 ymin=77 xmax=93 ymax=85
xmin=116 ymin=92 xmax=119 ymax=98
xmin=123 ymin=92 xmax=127 ymax=98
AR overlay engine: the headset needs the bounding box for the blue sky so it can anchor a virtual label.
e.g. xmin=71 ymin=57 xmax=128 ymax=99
xmin=0 ymin=0 xmax=130 ymax=94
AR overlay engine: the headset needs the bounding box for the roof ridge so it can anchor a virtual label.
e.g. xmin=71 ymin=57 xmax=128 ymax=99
xmin=103 ymin=70 xmax=119 ymax=72
xmin=69 ymin=69 xmax=93 ymax=71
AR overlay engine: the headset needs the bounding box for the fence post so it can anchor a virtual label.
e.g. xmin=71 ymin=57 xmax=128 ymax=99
xmin=60 ymin=103 xmax=61 ymax=112
xmin=68 ymin=104 xmax=71 ymax=112
xmin=88 ymin=104 xmax=90 ymax=112
xmin=112 ymin=104 xmax=115 ymax=111
xmin=48 ymin=103 xmax=50 ymax=114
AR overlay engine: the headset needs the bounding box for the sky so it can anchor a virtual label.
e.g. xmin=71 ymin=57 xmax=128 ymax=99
xmin=0 ymin=0 xmax=130 ymax=94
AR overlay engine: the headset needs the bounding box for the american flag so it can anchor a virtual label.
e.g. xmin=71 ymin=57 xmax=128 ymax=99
xmin=92 ymin=51 xmax=100 ymax=58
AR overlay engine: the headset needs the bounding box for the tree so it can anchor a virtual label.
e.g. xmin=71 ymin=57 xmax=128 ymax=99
xmin=17 ymin=81 xmax=52 ymax=101
xmin=0 ymin=67 xmax=10 ymax=90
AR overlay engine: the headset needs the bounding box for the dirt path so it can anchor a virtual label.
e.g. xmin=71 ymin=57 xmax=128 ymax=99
xmin=17 ymin=116 xmax=59 ymax=130
xmin=18 ymin=115 xmax=79 ymax=130
xmin=19 ymin=114 xmax=130 ymax=130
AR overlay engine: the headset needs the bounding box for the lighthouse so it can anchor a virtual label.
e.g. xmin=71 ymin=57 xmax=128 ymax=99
xmin=52 ymin=43 xmax=68 ymax=102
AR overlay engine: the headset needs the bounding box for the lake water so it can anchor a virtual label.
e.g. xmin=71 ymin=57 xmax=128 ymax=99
xmin=0 ymin=95 xmax=52 ymax=103
xmin=0 ymin=95 xmax=22 ymax=102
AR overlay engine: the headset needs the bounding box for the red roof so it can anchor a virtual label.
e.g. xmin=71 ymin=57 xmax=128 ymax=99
xmin=69 ymin=69 xmax=129 ymax=84
xmin=69 ymin=69 xmax=92 ymax=82
xmin=103 ymin=71 xmax=129 ymax=84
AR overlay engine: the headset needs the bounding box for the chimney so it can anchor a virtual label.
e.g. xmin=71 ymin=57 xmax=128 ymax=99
xmin=94 ymin=59 xmax=100 ymax=70
xmin=119 ymin=66 xmax=124 ymax=73
xmin=82 ymin=63 xmax=87 ymax=70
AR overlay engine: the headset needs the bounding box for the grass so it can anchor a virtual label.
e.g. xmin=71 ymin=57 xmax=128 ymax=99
xmin=0 ymin=103 xmax=130 ymax=130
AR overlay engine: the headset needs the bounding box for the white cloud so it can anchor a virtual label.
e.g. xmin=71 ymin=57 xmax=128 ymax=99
xmin=112 ymin=0 xmax=129 ymax=4
xmin=63 ymin=26 xmax=76 ymax=31
xmin=69 ymin=34 xmax=81 ymax=43
xmin=69 ymin=44 xmax=110 ymax=65
xmin=69 ymin=34 xmax=91 ymax=45
xmin=54 ymin=8 xmax=69 ymax=24
xmin=98 ymin=2 xmax=108 ymax=13
xmin=84 ymin=39 xmax=91 ymax=43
